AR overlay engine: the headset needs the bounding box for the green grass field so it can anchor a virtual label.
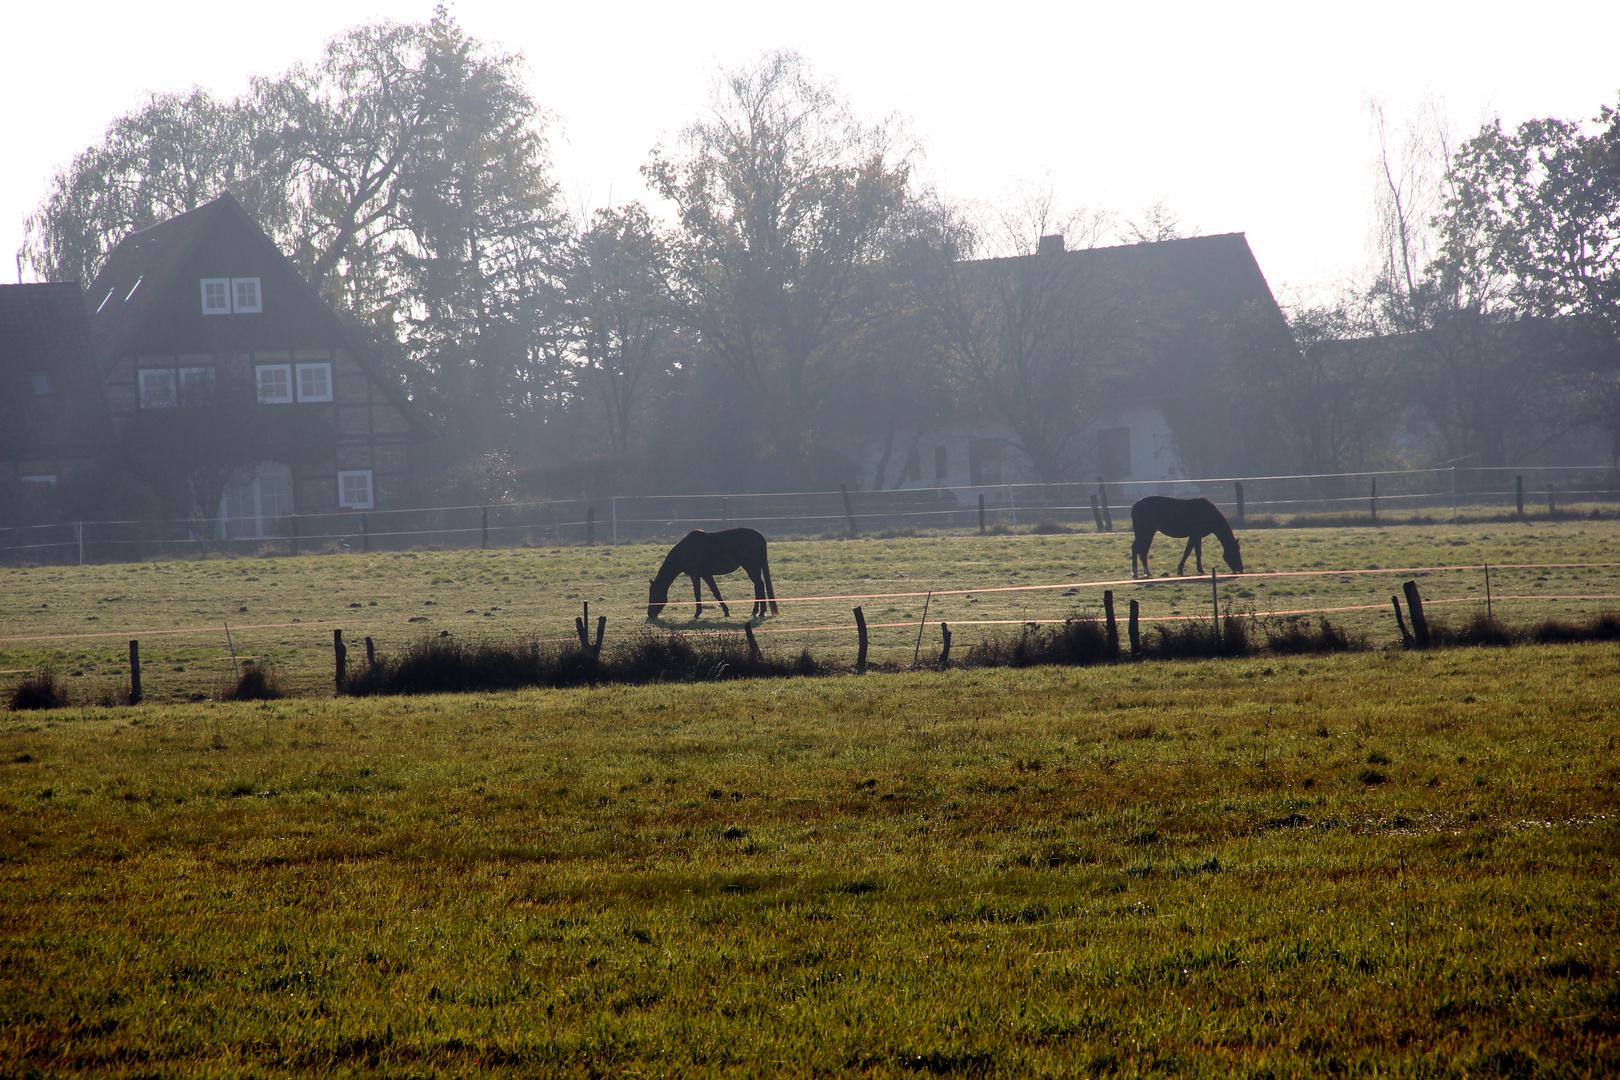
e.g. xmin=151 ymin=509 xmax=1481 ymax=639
xmin=2 ymin=523 xmax=1618 ymax=1075
xmin=2 ymin=649 xmax=1617 ymax=1076
xmin=3 ymin=518 xmax=1619 ymax=702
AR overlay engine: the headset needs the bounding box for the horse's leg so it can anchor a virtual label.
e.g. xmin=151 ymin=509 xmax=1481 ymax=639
xmin=690 ymin=573 xmax=704 ymax=619
xmin=704 ymin=575 xmax=730 ymax=618
xmin=761 ymin=557 xmax=778 ymax=616
xmin=1177 ymin=537 xmax=1198 ymax=576
xmin=746 ymin=566 xmax=767 ymax=619
xmin=1132 ymin=532 xmax=1152 ymax=578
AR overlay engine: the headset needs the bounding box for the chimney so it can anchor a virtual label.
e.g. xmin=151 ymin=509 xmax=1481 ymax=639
xmin=1037 ymin=234 xmax=1065 ymax=256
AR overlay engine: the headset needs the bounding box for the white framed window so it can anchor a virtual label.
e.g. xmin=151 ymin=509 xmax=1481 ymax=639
xmin=29 ymin=374 xmax=51 ymax=398
xmin=255 ymin=364 xmax=293 ymax=404
xmin=201 ymin=278 xmax=231 ymax=315
xmin=178 ymin=366 xmax=215 ymax=406
xmin=232 ymin=277 xmax=262 ymax=313
xmin=338 ymin=470 xmax=374 ymax=510
xmin=296 ymin=362 xmax=332 ymax=402
xmin=139 ymin=368 xmax=177 ymax=408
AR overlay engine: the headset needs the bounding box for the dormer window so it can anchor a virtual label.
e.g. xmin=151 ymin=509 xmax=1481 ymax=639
xmin=202 ymin=279 xmax=231 ymax=315
xmin=201 ymin=277 xmax=262 ymax=314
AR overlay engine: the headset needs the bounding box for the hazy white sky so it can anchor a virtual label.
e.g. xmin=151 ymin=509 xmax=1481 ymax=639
xmin=5 ymin=0 xmax=1618 ymax=300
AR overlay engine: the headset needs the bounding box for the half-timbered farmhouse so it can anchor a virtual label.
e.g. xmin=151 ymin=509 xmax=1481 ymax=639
xmin=81 ymin=193 xmax=428 ymax=536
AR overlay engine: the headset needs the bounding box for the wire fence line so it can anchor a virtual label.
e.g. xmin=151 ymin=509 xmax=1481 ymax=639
xmin=7 ymin=560 xmax=1617 ymax=647
xmin=4 ymin=464 xmax=1620 ymax=567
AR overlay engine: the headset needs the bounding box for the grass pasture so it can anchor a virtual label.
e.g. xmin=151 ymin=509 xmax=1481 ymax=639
xmin=1 ymin=649 xmax=1618 ymax=1076
xmin=2 ymin=521 xmax=1619 ymax=1075
xmin=3 ymin=518 xmax=1620 ymax=702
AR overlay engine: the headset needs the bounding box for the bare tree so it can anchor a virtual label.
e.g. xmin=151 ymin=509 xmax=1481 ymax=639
xmin=1366 ymin=100 xmax=1570 ymax=467
xmin=564 ymin=205 xmax=684 ymax=456
xmin=1122 ymin=198 xmax=1186 ymax=244
xmin=644 ymin=52 xmax=918 ymax=483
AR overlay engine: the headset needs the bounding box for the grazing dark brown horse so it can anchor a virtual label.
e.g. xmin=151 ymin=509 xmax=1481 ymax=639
xmin=1130 ymin=496 xmax=1244 ymax=578
xmin=647 ymin=528 xmax=779 ymax=620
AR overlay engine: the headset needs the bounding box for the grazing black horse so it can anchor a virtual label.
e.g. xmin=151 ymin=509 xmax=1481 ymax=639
xmin=1130 ymin=496 xmax=1244 ymax=578
xmin=647 ymin=528 xmax=779 ymax=621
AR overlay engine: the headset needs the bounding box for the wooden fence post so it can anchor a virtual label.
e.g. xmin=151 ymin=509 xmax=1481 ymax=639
xmin=939 ymin=621 xmax=952 ymax=669
xmin=1401 ymin=580 xmax=1429 ymax=647
xmin=1391 ymin=595 xmax=1413 ymax=647
xmin=853 ymin=606 xmax=868 ymax=674
xmin=978 ymin=493 xmax=986 ymax=535
xmin=333 ymin=629 xmax=347 ymax=692
xmin=1097 ymin=478 xmax=1113 ymax=532
xmin=360 ymin=513 xmax=369 ymax=553
xmin=1234 ymin=482 xmax=1245 ymax=525
xmin=1128 ymin=600 xmax=1141 ymax=660
xmin=1211 ymin=568 xmax=1221 ymax=649
xmin=128 ymin=639 xmax=142 ymax=705
xmin=743 ymin=622 xmax=762 ymax=663
xmin=586 ymin=507 xmax=595 ymax=546
xmin=1516 ymin=475 xmax=1524 ymax=518
xmin=1103 ymin=589 xmax=1118 ymax=659
xmin=1547 ymin=485 xmax=1556 ymax=516
xmin=840 ymin=484 xmax=858 ymax=537
xmin=365 ymin=636 xmax=377 ymax=673
xmin=1370 ymin=476 xmax=1378 ymax=524
xmin=723 ymin=497 xmax=730 ymax=528
xmin=290 ymin=514 xmax=300 ymax=555
xmin=1090 ymin=495 xmax=1105 ymax=532
xmin=573 ymin=602 xmax=604 ymax=658
xmin=481 ymin=506 xmax=489 ymax=550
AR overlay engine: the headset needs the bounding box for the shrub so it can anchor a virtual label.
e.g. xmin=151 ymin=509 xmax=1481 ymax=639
xmin=1530 ymin=612 xmax=1620 ymax=644
xmin=1265 ymin=615 xmax=1359 ymax=655
xmin=8 ymin=669 xmax=68 ymax=711
xmin=218 ymin=663 xmax=285 ymax=701
xmin=965 ymin=617 xmax=1112 ymax=668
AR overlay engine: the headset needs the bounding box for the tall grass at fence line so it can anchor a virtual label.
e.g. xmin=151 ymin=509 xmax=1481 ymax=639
xmin=336 ymin=608 xmax=1620 ymax=698
xmin=1420 ymin=610 xmax=1620 ymax=649
xmin=343 ymin=629 xmax=821 ymax=696
xmin=960 ymin=609 xmax=1359 ymax=669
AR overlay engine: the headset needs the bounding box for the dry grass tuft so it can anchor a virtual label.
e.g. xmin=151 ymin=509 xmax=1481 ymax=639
xmin=7 ymin=668 xmax=69 ymax=711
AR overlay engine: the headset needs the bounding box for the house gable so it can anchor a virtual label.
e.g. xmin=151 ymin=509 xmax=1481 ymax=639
xmin=85 ymin=193 xmax=428 ymax=521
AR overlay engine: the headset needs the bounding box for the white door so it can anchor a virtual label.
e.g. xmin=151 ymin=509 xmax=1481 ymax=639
xmin=219 ymin=462 xmax=294 ymax=539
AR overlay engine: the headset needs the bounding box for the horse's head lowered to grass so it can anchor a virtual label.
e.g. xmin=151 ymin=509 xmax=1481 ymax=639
xmin=647 ymin=577 xmax=672 ymax=621
xmin=1219 ymin=534 xmax=1244 ymax=574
